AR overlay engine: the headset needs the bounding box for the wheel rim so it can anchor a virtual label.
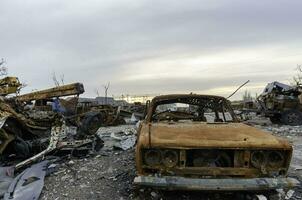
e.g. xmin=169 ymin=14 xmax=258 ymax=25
xmin=287 ymin=113 xmax=300 ymax=124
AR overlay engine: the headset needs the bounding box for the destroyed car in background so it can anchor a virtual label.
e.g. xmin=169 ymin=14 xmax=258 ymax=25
xmin=134 ymin=94 xmax=299 ymax=197
xmin=257 ymin=81 xmax=302 ymax=125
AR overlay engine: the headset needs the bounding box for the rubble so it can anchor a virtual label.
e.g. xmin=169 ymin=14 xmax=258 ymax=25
xmin=97 ymin=125 xmax=137 ymax=151
xmin=21 ymin=122 xmax=302 ymax=200
xmin=40 ymin=147 xmax=136 ymax=200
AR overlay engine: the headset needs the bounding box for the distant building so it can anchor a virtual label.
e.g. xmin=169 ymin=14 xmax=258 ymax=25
xmin=78 ymin=97 xmax=98 ymax=106
xmin=95 ymin=97 xmax=115 ymax=105
xmin=77 ymin=97 xmax=130 ymax=107
xmin=114 ymin=100 xmax=129 ymax=107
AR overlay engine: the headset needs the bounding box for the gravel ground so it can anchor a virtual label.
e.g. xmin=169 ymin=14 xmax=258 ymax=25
xmin=39 ymin=122 xmax=302 ymax=200
xmin=41 ymin=149 xmax=136 ymax=200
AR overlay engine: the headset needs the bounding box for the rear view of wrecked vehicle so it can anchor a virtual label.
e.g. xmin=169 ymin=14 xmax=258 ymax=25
xmin=135 ymin=94 xmax=299 ymax=195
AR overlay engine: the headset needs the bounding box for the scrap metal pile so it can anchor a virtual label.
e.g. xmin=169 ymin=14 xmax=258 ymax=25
xmin=0 ymin=76 xmax=127 ymax=199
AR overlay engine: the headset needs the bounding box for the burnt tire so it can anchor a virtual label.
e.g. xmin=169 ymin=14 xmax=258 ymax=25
xmin=281 ymin=110 xmax=302 ymax=126
xmin=269 ymin=115 xmax=282 ymax=124
xmin=79 ymin=112 xmax=104 ymax=136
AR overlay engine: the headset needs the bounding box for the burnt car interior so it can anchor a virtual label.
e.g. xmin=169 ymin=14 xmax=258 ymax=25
xmin=151 ymin=96 xmax=235 ymax=123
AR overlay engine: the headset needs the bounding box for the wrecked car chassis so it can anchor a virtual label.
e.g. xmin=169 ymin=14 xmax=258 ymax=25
xmin=135 ymin=94 xmax=300 ymax=192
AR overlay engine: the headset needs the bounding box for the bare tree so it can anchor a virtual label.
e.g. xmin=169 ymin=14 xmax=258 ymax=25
xmin=52 ymin=72 xmax=65 ymax=87
xmin=94 ymin=88 xmax=100 ymax=97
xmin=242 ymin=90 xmax=253 ymax=101
xmin=0 ymin=58 xmax=8 ymax=76
xmin=0 ymin=58 xmax=4 ymax=66
xmin=293 ymin=64 xmax=302 ymax=86
xmin=60 ymin=74 xmax=65 ymax=85
xmin=103 ymin=82 xmax=110 ymax=104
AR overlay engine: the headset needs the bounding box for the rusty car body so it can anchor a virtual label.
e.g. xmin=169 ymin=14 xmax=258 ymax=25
xmin=134 ymin=94 xmax=299 ymax=192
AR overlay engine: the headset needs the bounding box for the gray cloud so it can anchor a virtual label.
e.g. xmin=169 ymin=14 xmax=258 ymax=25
xmin=0 ymin=0 xmax=301 ymax=99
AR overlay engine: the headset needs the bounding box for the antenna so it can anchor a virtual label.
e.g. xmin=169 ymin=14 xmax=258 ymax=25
xmin=227 ymin=80 xmax=250 ymax=99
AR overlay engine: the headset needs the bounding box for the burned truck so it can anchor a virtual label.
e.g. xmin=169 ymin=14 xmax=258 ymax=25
xmin=0 ymin=78 xmax=105 ymax=168
xmin=135 ymin=94 xmax=299 ymax=197
xmin=257 ymin=82 xmax=302 ymax=125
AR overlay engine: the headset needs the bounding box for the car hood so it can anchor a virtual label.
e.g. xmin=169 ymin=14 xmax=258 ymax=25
xmin=147 ymin=122 xmax=291 ymax=149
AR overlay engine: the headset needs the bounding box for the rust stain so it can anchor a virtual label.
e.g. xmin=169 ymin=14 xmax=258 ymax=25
xmin=140 ymin=122 xmax=291 ymax=150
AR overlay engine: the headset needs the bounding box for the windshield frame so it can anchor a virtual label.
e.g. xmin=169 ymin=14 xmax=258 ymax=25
xmin=146 ymin=94 xmax=238 ymax=123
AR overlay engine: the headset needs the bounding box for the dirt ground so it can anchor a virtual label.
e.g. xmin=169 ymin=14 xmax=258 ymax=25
xmin=40 ymin=123 xmax=302 ymax=200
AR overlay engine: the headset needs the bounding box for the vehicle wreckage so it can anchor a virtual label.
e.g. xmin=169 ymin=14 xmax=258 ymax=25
xmin=134 ymin=94 xmax=299 ymax=195
xmin=0 ymin=77 xmax=124 ymax=169
xmin=257 ymin=81 xmax=302 ymax=125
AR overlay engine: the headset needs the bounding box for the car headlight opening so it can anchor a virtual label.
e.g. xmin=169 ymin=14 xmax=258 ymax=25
xmin=267 ymin=151 xmax=284 ymax=168
xmin=162 ymin=150 xmax=179 ymax=168
xmin=144 ymin=150 xmax=162 ymax=166
xmin=251 ymin=151 xmax=265 ymax=168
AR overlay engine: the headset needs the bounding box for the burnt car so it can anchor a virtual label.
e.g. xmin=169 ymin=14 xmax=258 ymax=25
xmin=134 ymin=94 xmax=299 ymax=194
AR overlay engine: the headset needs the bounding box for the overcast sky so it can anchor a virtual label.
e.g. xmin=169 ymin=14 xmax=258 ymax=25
xmin=1 ymin=0 xmax=302 ymax=100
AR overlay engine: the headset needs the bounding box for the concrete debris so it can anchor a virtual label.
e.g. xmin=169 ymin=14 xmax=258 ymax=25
xmin=97 ymin=125 xmax=137 ymax=151
xmin=255 ymin=195 xmax=267 ymax=200
xmin=285 ymin=190 xmax=295 ymax=200
xmin=118 ymin=135 xmax=136 ymax=151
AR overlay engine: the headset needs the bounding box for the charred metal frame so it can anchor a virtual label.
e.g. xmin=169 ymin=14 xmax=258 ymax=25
xmin=145 ymin=94 xmax=239 ymax=123
xmin=135 ymin=94 xmax=299 ymax=191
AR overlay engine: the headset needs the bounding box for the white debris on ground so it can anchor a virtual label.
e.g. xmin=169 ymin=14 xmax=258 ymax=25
xmin=97 ymin=125 xmax=137 ymax=151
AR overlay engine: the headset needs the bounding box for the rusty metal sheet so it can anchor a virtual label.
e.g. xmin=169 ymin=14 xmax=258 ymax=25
xmin=134 ymin=176 xmax=300 ymax=191
xmin=16 ymin=83 xmax=84 ymax=102
xmin=139 ymin=122 xmax=291 ymax=150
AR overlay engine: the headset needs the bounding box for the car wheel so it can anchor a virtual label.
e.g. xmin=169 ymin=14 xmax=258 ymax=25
xmin=80 ymin=112 xmax=104 ymax=136
xmin=281 ymin=110 xmax=302 ymax=126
